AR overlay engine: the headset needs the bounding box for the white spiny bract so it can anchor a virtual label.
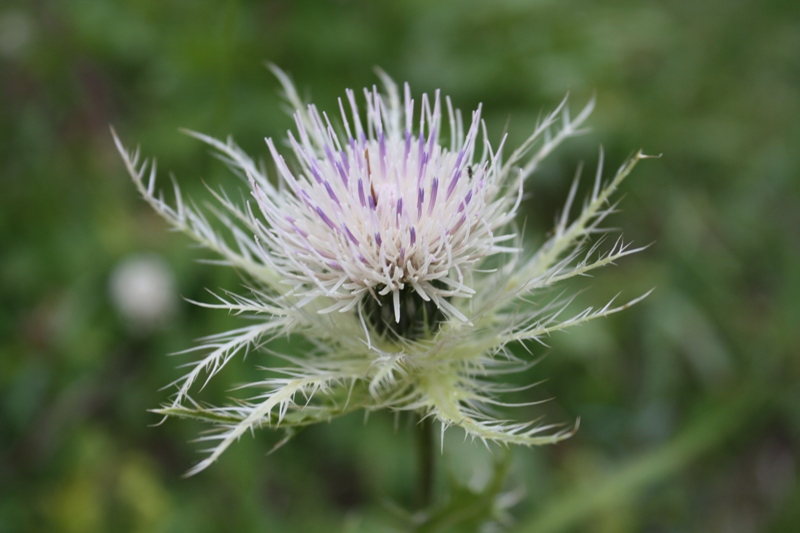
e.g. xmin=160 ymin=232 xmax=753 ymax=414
xmin=114 ymin=67 xmax=649 ymax=476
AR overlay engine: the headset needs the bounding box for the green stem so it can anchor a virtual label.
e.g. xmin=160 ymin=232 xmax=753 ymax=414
xmin=417 ymin=413 xmax=435 ymax=509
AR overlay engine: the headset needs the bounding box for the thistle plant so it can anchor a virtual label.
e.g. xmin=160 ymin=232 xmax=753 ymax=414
xmin=114 ymin=67 xmax=649 ymax=477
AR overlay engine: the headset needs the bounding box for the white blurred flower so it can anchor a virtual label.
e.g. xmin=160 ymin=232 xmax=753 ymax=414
xmin=114 ymin=67 xmax=650 ymax=475
xmin=109 ymin=253 xmax=177 ymax=333
xmin=0 ymin=10 xmax=33 ymax=59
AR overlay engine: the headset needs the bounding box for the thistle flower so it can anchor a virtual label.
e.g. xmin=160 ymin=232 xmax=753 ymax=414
xmin=114 ymin=67 xmax=650 ymax=475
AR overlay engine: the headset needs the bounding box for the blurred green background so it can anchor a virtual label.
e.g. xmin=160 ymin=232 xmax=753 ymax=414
xmin=2 ymin=0 xmax=799 ymax=531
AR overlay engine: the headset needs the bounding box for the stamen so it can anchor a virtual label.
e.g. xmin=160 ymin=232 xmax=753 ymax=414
xmin=429 ymin=177 xmax=438 ymax=214
xmin=324 ymin=181 xmax=340 ymax=206
xmin=316 ymin=207 xmax=336 ymax=230
xmin=358 ymin=179 xmax=366 ymax=207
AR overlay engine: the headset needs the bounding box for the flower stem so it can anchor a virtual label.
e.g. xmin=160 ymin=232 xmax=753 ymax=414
xmin=417 ymin=413 xmax=435 ymax=509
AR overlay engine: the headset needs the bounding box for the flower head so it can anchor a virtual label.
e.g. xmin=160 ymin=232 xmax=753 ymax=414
xmin=114 ymin=66 xmax=650 ymax=475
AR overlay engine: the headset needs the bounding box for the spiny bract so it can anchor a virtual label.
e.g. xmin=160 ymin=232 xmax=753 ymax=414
xmin=114 ymin=66 xmax=650 ymax=475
